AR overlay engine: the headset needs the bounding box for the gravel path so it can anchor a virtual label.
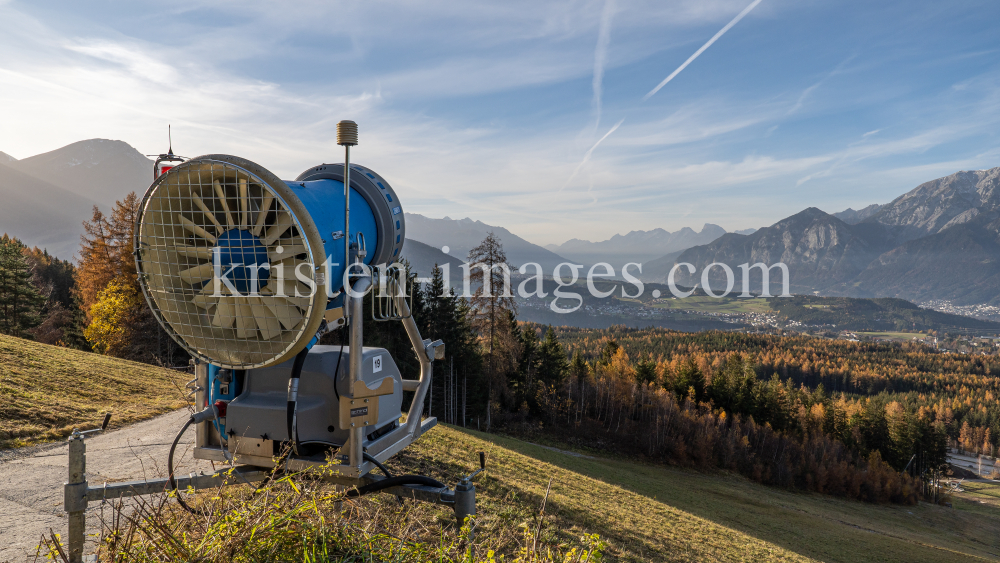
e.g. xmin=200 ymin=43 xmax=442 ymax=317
xmin=0 ymin=409 xmax=215 ymax=562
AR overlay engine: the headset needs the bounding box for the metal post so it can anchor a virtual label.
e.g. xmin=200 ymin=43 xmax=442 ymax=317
xmin=194 ymin=362 xmax=210 ymax=448
xmin=454 ymin=478 xmax=477 ymax=533
xmin=343 ymin=143 xmax=351 ymax=315
xmin=348 ymin=276 xmax=371 ymax=470
xmin=66 ymin=434 xmax=87 ymax=563
xmin=337 ymin=120 xmax=358 ymax=317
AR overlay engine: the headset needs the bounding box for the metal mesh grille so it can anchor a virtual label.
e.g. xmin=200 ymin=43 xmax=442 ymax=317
xmin=136 ymin=159 xmax=317 ymax=369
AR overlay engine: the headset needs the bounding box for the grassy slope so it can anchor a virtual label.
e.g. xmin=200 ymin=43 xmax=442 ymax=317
xmin=0 ymin=334 xmax=188 ymax=448
xmin=406 ymin=426 xmax=1000 ymax=563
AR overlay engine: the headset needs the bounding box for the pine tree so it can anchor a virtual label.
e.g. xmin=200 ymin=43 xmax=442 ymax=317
xmin=598 ymin=340 xmax=620 ymax=365
xmin=62 ymin=292 xmax=92 ymax=351
xmin=419 ymin=264 xmax=482 ymax=424
xmin=536 ymin=326 xmax=569 ymax=386
xmin=635 ymin=359 xmax=657 ymax=385
xmin=0 ymin=237 xmax=44 ymax=338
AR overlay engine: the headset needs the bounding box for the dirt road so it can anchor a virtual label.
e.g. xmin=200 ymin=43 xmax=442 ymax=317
xmin=0 ymin=409 xmax=214 ymax=562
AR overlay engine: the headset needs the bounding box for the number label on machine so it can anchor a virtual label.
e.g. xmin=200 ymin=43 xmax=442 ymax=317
xmin=373 ymin=355 xmax=382 ymax=373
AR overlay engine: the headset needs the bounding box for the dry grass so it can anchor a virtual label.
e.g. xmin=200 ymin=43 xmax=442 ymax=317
xmin=0 ymin=334 xmax=189 ymax=449
xmin=445 ymin=428 xmax=1000 ymax=563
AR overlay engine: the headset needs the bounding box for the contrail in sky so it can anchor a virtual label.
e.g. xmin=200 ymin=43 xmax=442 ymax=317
xmin=643 ymin=0 xmax=764 ymax=101
xmin=591 ymin=0 xmax=616 ymax=135
xmin=561 ymin=118 xmax=624 ymax=191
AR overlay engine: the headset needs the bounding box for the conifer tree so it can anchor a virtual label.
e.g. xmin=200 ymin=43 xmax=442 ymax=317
xmin=0 ymin=237 xmax=44 ymax=338
xmin=536 ymin=326 xmax=569 ymax=386
xmin=419 ymin=264 xmax=482 ymax=424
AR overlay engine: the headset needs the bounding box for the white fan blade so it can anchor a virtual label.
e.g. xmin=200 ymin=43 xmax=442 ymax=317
xmin=252 ymin=192 xmax=274 ymax=236
xmin=212 ymin=295 xmax=237 ymax=328
xmin=179 ymin=215 xmax=217 ymax=244
xmin=268 ymin=244 xmax=307 ymax=262
xmin=262 ymin=282 xmax=311 ymax=309
xmin=259 ymin=295 xmax=304 ymax=330
xmin=192 ymin=283 xmax=217 ymax=309
xmin=192 ymin=193 xmax=224 ymax=233
xmin=213 ymin=179 xmax=235 ymax=228
xmin=274 ymin=259 xmax=308 ymax=275
xmin=179 ymin=262 xmax=215 ymax=285
xmin=173 ymin=245 xmax=213 ymax=260
xmin=262 ymin=211 xmax=295 ymax=246
xmin=234 ymin=298 xmax=257 ymax=338
xmin=249 ymin=296 xmax=282 ymax=340
xmin=239 ymin=178 xmax=249 ymax=229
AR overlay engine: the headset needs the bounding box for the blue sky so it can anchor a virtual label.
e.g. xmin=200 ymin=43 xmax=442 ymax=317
xmin=1 ymin=0 xmax=999 ymax=245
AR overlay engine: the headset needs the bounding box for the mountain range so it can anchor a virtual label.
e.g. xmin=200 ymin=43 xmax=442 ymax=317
xmin=0 ymin=140 xmax=153 ymax=258
xmin=7 ymin=138 xmax=998 ymax=309
xmin=669 ymin=167 xmax=1000 ymax=306
xmin=404 ymin=213 xmax=571 ymax=271
xmin=544 ymin=223 xmax=728 ymax=266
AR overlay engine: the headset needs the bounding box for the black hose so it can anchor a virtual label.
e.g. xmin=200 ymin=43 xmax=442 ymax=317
xmin=167 ymin=417 xmax=204 ymax=515
xmin=286 ymin=348 xmax=310 ymax=454
xmin=345 ymin=475 xmax=447 ymax=498
xmin=332 ymin=323 xmax=347 ymax=401
xmin=363 ymin=452 xmax=406 ymax=504
xmin=363 ymin=452 xmax=393 ymax=478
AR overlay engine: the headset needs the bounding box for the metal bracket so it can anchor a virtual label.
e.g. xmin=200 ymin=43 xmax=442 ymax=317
xmin=339 ymin=377 xmax=394 ymax=429
xmin=64 ymin=481 xmax=88 ymax=513
xmin=424 ymin=339 xmax=445 ymax=361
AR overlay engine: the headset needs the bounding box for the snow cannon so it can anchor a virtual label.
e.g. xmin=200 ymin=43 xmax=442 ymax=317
xmin=60 ymin=123 xmax=484 ymax=563
xmin=64 ymin=121 xmax=488 ymax=551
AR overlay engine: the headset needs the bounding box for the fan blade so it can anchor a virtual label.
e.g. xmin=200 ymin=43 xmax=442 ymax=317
xmin=192 ymin=193 xmax=224 ymax=233
xmin=173 ymin=245 xmax=213 ymax=260
xmin=249 ymin=296 xmax=282 ymax=340
xmin=252 ymin=192 xmax=274 ymax=236
xmin=239 ymin=178 xmax=249 ymax=229
xmin=259 ymin=295 xmax=304 ymax=330
xmin=274 ymin=259 xmax=309 ymax=275
xmin=262 ymin=282 xmax=311 ymax=309
xmin=268 ymin=244 xmax=307 ymax=262
xmin=213 ymin=179 xmax=235 ymax=228
xmin=191 ymin=283 xmax=217 ymax=309
xmin=179 ymin=262 xmax=215 ymax=285
xmin=262 ymin=211 xmax=295 ymax=246
xmin=212 ymin=295 xmax=237 ymax=328
xmin=234 ymin=298 xmax=257 ymax=338
xmin=178 ymin=215 xmax=217 ymax=244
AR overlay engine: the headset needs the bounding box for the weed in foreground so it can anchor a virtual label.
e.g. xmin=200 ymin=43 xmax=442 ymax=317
xmin=35 ymin=466 xmax=604 ymax=563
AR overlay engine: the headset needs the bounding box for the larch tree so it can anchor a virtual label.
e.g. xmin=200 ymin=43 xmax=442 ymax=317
xmin=466 ymin=232 xmax=518 ymax=429
xmin=77 ymin=193 xmax=184 ymax=364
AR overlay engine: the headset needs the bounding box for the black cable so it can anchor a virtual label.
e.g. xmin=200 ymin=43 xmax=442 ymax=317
xmin=332 ymin=323 xmax=348 ymax=401
xmin=344 ymin=475 xmax=447 ymax=498
xmin=363 ymin=452 xmax=393 ymax=478
xmin=285 ymin=348 xmax=310 ymax=454
xmin=363 ymin=452 xmax=406 ymax=504
xmin=167 ymin=417 xmax=205 ymax=515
